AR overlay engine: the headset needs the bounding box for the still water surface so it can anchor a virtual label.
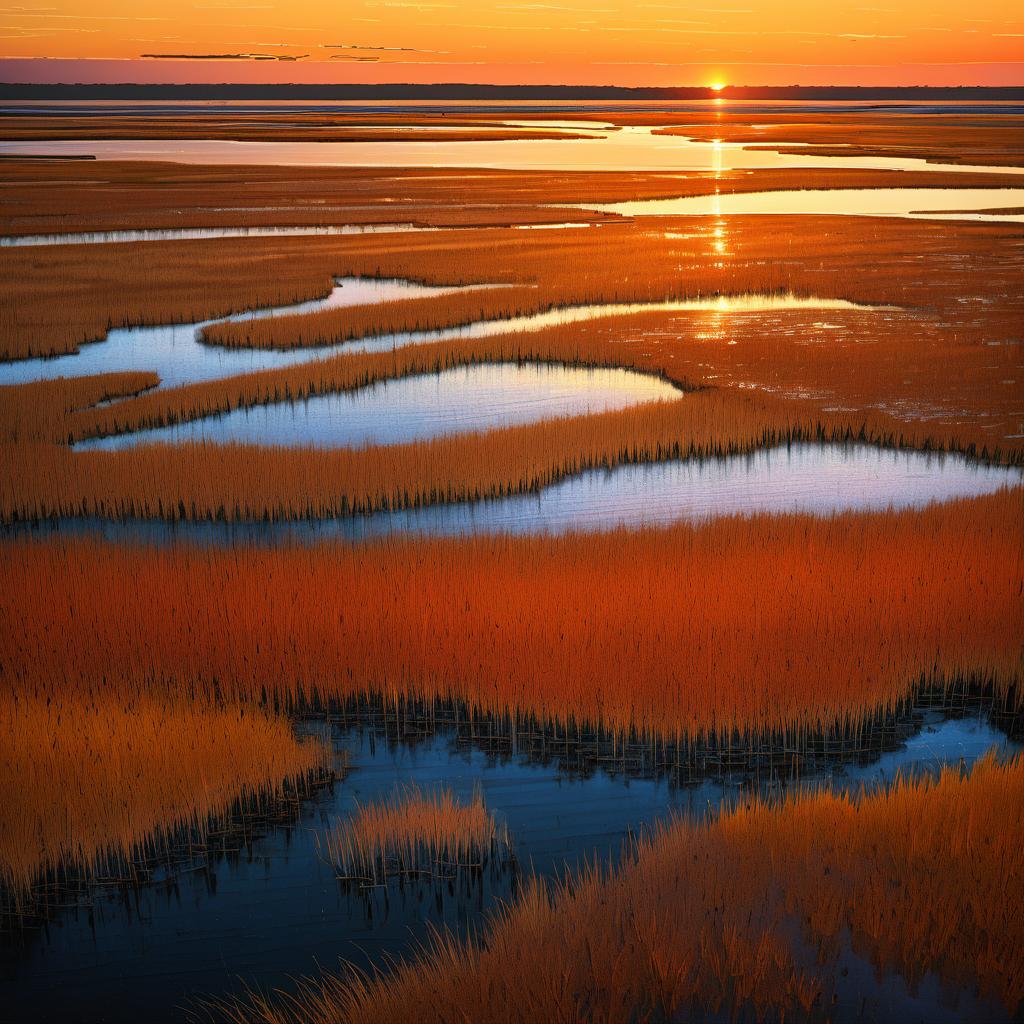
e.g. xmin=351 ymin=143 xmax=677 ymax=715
xmin=0 ymin=277 xmax=880 ymax=391
xmin=0 ymin=222 xmax=599 ymax=248
xmin=3 ymin=121 xmax=1022 ymax=179
xmin=76 ymin=363 xmax=682 ymax=450
xmin=20 ymin=445 xmax=1022 ymax=543
xmin=0 ymin=707 xmax=1017 ymax=1024
xmin=583 ymin=186 xmax=1024 ymax=223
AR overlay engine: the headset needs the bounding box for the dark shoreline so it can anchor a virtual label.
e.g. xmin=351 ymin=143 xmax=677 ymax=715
xmin=2 ymin=83 xmax=1023 ymax=101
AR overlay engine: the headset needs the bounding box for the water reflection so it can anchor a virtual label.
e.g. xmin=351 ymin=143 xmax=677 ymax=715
xmin=0 ymin=280 xmax=883 ymax=391
xmin=13 ymin=445 xmax=1021 ymax=543
xmin=0 ymin=221 xmax=599 ymax=248
xmin=3 ymin=122 xmax=1022 ymax=180
xmin=585 ymin=186 xmax=1024 ymax=223
xmin=0 ymin=276 xmax=497 ymax=390
xmin=1 ymin=700 xmax=1018 ymax=1024
xmin=76 ymin=364 xmax=682 ymax=451
xmin=0 ymin=223 xmax=429 ymax=248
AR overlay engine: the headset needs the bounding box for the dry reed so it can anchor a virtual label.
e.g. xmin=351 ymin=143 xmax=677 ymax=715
xmin=322 ymin=786 xmax=508 ymax=885
xmin=0 ymin=693 xmax=329 ymax=900
xmin=217 ymin=753 xmax=1024 ymax=1023
xmin=2 ymin=489 xmax=1020 ymax=740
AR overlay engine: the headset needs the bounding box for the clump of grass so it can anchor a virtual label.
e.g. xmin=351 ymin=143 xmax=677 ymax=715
xmin=322 ymin=786 xmax=509 ymax=886
xmin=216 ymin=753 xmax=1024 ymax=1023
xmin=0 ymin=693 xmax=330 ymax=904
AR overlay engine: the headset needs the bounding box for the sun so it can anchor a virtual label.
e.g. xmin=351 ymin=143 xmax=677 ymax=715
xmin=709 ymin=81 xmax=726 ymax=92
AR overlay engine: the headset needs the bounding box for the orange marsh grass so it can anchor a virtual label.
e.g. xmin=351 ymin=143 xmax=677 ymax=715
xmin=3 ymin=211 xmax=1021 ymax=360
xmin=0 ymin=694 xmax=330 ymax=901
xmin=2 ymin=157 xmax=1021 ymax=238
xmin=2 ymin=489 xmax=1020 ymax=741
xmin=216 ymin=753 xmax=1024 ymax=1024
xmin=321 ymin=786 xmax=508 ymax=885
xmin=3 ymin=334 xmax=1021 ymax=528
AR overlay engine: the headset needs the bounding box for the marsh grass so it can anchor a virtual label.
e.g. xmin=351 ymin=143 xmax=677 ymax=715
xmin=0 ymin=694 xmax=331 ymax=915
xmin=2 ymin=490 xmax=1019 ymax=741
xmin=321 ymin=786 xmax=511 ymax=888
xmin=2 ymin=368 xmax=1019 ymax=527
xmin=2 ymin=155 xmax=1019 ymax=238
xmin=4 ymin=211 xmax=1021 ymax=363
xmin=214 ymin=754 xmax=1024 ymax=1023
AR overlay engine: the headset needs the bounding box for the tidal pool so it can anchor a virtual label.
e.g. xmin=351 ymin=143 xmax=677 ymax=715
xmin=0 ymin=276 xmax=497 ymax=390
xmin=3 ymin=120 xmax=1022 ymax=180
xmin=581 ymin=186 xmax=1024 ymax=223
xmin=17 ymin=445 xmax=1021 ymax=543
xmin=76 ymin=363 xmax=682 ymax=451
xmin=1 ymin=705 xmax=1017 ymax=1024
xmin=0 ymin=278 xmax=883 ymax=391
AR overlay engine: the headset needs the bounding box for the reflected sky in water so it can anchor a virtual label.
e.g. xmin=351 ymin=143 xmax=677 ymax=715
xmin=584 ymin=186 xmax=1024 ymax=223
xmin=18 ymin=445 xmax=1022 ymax=544
xmin=3 ymin=122 xmax=1023 ymax=180
xmin=0 ymin=277 xmax=879 ymax=391
xmin=77 ymin=363 xmax=682 ymax=450
xmin=0 ymin=221 xmax=599 ymax=248
xmin=2 ymin=706 xmax=1018 ymax=1024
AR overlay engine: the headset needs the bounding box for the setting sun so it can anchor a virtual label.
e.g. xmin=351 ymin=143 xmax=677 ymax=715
xmin=710 ymin=81 xmax=727 ymax=92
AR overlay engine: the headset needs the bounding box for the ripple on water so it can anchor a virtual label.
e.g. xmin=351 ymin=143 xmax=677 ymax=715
xmin=580 ymin=186 xmax=1024 ymax=223
xmin=75 ymin=363 xmax=683 ymax=451
xmin=0 ymin=275 xmax=889 ymax=392
xmin=17 ymin=444 xmax=1022 ymax=543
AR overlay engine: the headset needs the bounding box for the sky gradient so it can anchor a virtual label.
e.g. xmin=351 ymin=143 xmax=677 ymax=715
xmin=1 ymin=0 xmax=1022 ymax=86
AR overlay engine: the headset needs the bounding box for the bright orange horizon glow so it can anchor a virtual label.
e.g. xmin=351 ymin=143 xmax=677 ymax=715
xmin=0 ymin=0 xmax=1021 ymax=87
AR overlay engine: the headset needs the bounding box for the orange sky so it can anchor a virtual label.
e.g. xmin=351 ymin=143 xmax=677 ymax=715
xmin=0 ymin=0 xmax=1022 ymax=85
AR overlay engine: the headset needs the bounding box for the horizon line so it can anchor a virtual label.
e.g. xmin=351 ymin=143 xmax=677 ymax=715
xmin=2 ymin=82 xmax=1022 ymax=92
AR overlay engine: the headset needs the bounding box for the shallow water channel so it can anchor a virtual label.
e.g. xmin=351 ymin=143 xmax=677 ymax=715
xmin=76 ymin=363 xmax=682 ymax=450
xmin=0 ymin=221 xmax=599 ymax=248
xmin=0 ymin=276 xmax=883 ymax=391
xmin=3 ymin=119 xmax=1023 ymax=180
xmin=1 ymin=704 xmax=1019 ymax=1024
xmin=582 ymin=186 xmax=1024 ymax=223
xmin=18 ymin=445 xmax=1023 ymax=543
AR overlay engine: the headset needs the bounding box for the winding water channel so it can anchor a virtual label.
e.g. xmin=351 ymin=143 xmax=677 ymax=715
xmin=0 ymin=276 xmax=885 ymax=390
xmin=75 ymin=363 xmax=682 ymax=450
xmin=4 ymin=703 xmax=1019 ymax=1024
xmin=0 ymin=221 xmax=600 ymax=248
xmin=14 ymin=445 xmax=1020 ymax=544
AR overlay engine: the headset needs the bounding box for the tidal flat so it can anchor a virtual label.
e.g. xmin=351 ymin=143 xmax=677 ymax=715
xmin=1 ymin=97 xmax=1022 ymax=1024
